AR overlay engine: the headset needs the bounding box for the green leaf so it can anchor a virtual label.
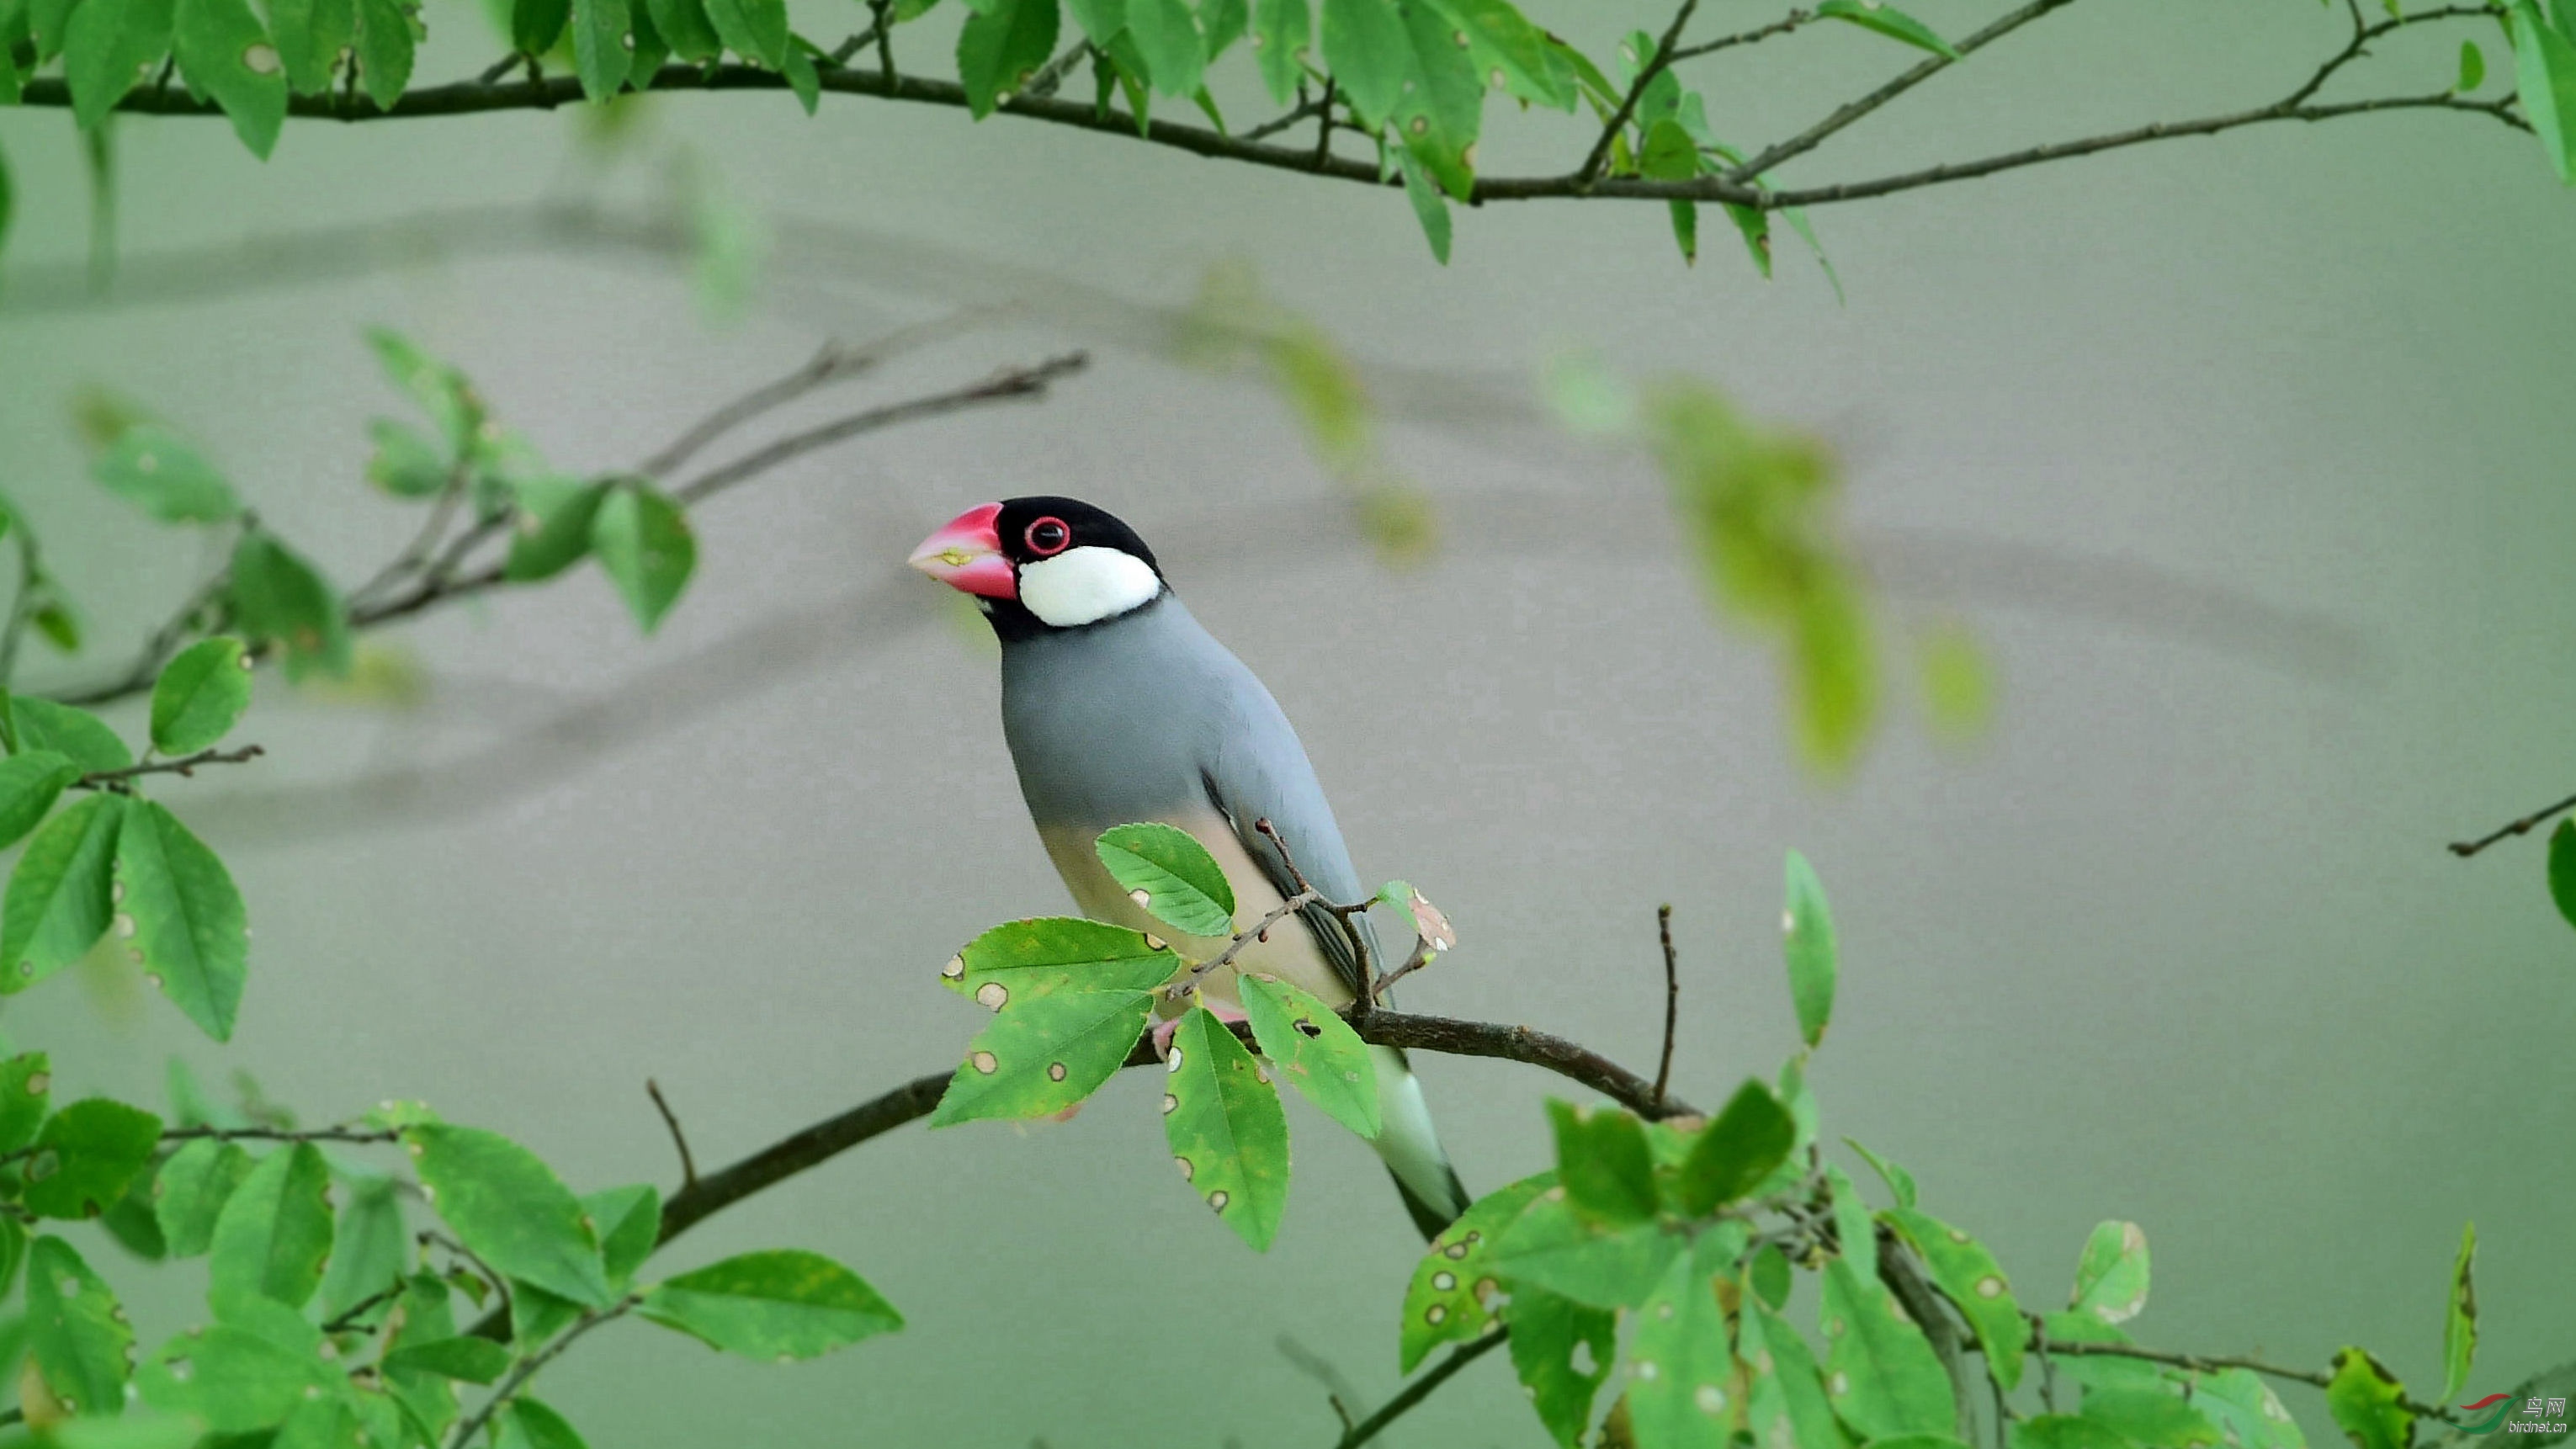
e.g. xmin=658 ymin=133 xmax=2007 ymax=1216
xmin=582 ymin=1183 xmax=660 ymax=1287
xmin=2441 ymin=1221 xmax=2477 ymax=1402
xmin=639 ymin=1250 xmax=902 ymax=1359
xmin=1783 ymin=850 xmax=1836 ymax=1048
xmin=1740 ymin=1294 xmax=1854 ymax=1449
xmin=2070 ymin=1220 xmax=2148 ymax=1324
xmin=14 ymin=698 xmax=134 ymax=774
xmin=510 ymin=1281 xmax=582 ymax=1352
xmin=26 ymin=1235 xmax=133 ymax=1417
xmin=511 ymin=0 xmax=566 ymax=51
xmin=136 ymin=1320 xmax=332 ymax=1430
xmin=1819 ymin=1255 xmax=1956 ymax=1438
xmin=151 ymin=1137 xmax=252 ymax=1256
xmin=2510 ymin=2 xmax=2576 ymax=181
xmin=1628 ymin=1227 xmax=1746 ymax=1448
xmin=172 ymin=0 xmax=285 ymax=156
xmin=404 ymin=1123 xmax=613 ymax=1308
xmin=100 ymin=1168 xmax=170 ymax=1261
xmin=64 ymin=0 xmax=175 ymax=130
xmin=266 ymin=0 xmax=351 ymax=93
xmin=1238 ymin=972 xmax=1378 ymax=1137
xmin=1127 ymin=0 xmax=1202 ymax=96
xmin=382 ymin=1335 xmax=512 ymax=1383
xmin=929 ymin=981 xmax=1155 ymax=1127
xmin=1844 ymin=1138 xmax=1916 ymax=1210
xmin=589 ymin=485 xmax=695 ymax=634
xmin=93 ymin=423 xmax=242 ymax=523
xmin=274 ymin=1396 xmax=365 ymax=1449
xmin=1063 ymin=0 xmax=1121 ymax=45
xmin=1814 ymin=0 xmax=1955 ymax=57
xmin=503 ymin=478 xmax=608 ymax=582
xmin=1 ymin=794 xmax=127 ymax=994
xmin=0 ymin=1054 xmax=50 ymax=1154
xmin=0 ymin=1218 xmax=25 ymax=1299
xmin=1400 ymin=1170 xmax=1549 ymax=1370
xmin=1674 ymin=1079 xmax=1794 ymax=1216
xmin=350 ymin=0 xmax=413 ymax=108
xmin=1750 ymin=1242 xmax=1793 ymax=1310
xmin=2460 ymin=37 xmax=2486 ymax=91
xmin=1426 ymin=0 xmax=1570 ymax=109
xmin=1669 ymin=199 xmax=1698 ymax=265
xmin=1392 ymin=0 xmax=1483 ymax=197
xmin=2325 ymin=1350 xmax=2412 ymax=1449
xmin=2191 ymin=1369 xmax=2304 ymax=1449
xmin=941 ymin=916 xmax=1179 ymax=997
xmin=1092 ymin=822 xmax=1235 ymax=936
xmin=207 ymin=1141 xmax=332 ymax=1314
xmin=2080 ymin=1388 xmax=2224 ymax=1447
xmin=1508 ymin=1283 xmax=1616 ymax=1448
xmin=1320 ymin=0 xmax=1404 ymax=120
xmin=500 ymin=1399 xmax=592 ymax=1449
xmin=364 ymin=327 xmax=475 ymax=448
xmin=0 ymin=752 xmax=81 ymax=852
xmin=1161 ymin=1005 xmax=1291 ymax=1250
xmin=1547 ymin=1099 xmax=1657 ymax=1226
xmin=780 ymin=31 xmax=819 ymax=112
xmin=643 ymin=0 xmax=717 ymax=61
xmin=230 ymin=531 xmax=350 ymax=680
xmin=2548 ymin=820 xmax=2576 ymax=931
xmin=1885 ymin=1206 xmax=2024 ymax=1390
xmin=703 ymin=0 xmax=784 ymax=64
xmin=1489 ymin=1191 xmax=1681 ymax=1309
xmin=568 ymin=0 xmax=626 ymax=99
xmin=28 ymin=0 xmax=77 ymax=61
xmin=364 ymin=419 xmax=449 ymax=498
xmin=149 ymin=636 xmax=252 ymax=756
xmin=116 ymin=799 xmax=251 ymax=1042
xmin=2016 ymin=1417 xmax=2141 ymax=1449
xmin=1250 ymin=0 xmax=1306 ymax=103
xmin=316 ymin=1173 xmax=406 ymax=1320
xmin=953 ymin=0 xmax=1054 ymax=115
xmin=1393 ymin=146 xmax=1453 ymax=263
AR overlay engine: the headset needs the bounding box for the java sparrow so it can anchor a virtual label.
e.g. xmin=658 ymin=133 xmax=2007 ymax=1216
xmin=910 ymin=496 xmax=1470 ymax=1235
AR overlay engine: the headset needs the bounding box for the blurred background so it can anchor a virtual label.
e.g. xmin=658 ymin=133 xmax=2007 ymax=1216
xmin=1 ymin=1 xmax=2572 ymax=1442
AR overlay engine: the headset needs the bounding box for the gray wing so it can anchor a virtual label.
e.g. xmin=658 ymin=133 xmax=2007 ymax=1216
xmin=1197 ymin=700 xmax=1384 ymax=1003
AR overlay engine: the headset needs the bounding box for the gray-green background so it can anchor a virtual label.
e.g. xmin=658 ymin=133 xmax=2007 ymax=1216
xmin=1 ymin=2 xmax=2571 ymax=1441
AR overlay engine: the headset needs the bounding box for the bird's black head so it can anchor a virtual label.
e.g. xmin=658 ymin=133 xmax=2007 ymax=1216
xmin=908 ymin=496 xmax=1168 ymax=640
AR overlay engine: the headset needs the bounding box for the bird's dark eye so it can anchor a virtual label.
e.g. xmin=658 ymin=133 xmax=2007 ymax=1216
xmin=1025 ymin=518 xmax=1070 ymax=556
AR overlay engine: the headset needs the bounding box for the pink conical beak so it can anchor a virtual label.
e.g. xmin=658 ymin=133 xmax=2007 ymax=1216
xmin=908 ymin=502 xmax=1017 ymax=599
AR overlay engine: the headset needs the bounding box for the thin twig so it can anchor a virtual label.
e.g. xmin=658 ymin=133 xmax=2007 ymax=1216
xmin=1368 ymin=937 xmax=1436 ymax=1001
xmin=829 ymin=18 xmax=884 ymax=67
xmin=476 ymin=53 xmax=527 ymax=84
xmin=72 ymin=744 xmax=265 ymax=791
xmin=645 ymin=1079 xmax=699 ymax=1190
xmin=1331 ymin=1329 xmax=1507 ymax=1448
xmin=1653 ymin=904 xmax=1679 ymax=1110
xmin=1670 ymin=7 xmax=1815 ymax=62
xmin=1167 ymin=889 xmax=1321 ymax=1000
xmin=321 ymin=1283 xmax=406 ymax=1334
xmin=1575 ymin=0 xmax=1702 ymax=187
xmin=445 ymin=1295 xmax=640 ymax=1449
xmin=2029 ymin=1334 xmax=2461 ymax=1425
xmin=1251 ymin=816 xmax=1382 ymax=1006
xmin=2449 ymin=789 xmax=2576 ymax=857
xmin=1244 ymin=93 xmax=1330 ymax=144
xmin=351 ymin=459 xmax=472 ymax=607
xmin=1311 ymin=79 xmax=1337 ymax=168
xmin=422 ymin=1230 xmax=517 ymax=1327
xmin=1022 ymin=40 xmax=1091 ymax=99
xmin=869 ymin=0 xmax=894 ymax=83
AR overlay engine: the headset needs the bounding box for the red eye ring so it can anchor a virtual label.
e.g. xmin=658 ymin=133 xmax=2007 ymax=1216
xmin=1024 ymin=517 xmax=1071 ymax=556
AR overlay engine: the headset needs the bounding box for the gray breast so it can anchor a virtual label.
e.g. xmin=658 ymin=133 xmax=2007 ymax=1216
xmin=999 ymin=594 xmax=1254 ymax=826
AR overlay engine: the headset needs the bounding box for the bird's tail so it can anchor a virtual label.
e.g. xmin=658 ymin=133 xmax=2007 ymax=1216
xmin=1368 ymin=1045 xmax=1471 ymax=1239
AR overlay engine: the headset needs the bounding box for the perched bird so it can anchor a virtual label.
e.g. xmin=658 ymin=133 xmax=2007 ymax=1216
xmin=909 ymin=496 xmax=1470 ymax=1236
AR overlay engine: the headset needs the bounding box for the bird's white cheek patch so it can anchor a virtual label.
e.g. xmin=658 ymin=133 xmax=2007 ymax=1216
xmin=1018 ymin=547 xmax=1161 ymax=628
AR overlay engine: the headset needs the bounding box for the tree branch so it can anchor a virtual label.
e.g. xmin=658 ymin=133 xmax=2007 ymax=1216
xmin=1575 ymin=0 xmax=1702 ymax=188
xmin=1654 ymin=904 xmax=1679 ymax=1110
xmin=1331 ymin=1328 xmax=1506 ymax=1448
xmin=72 ymin=744 xmax=266 ymax=790
xmin=2030 ymin=1332 xmax=2462 ymax=1425
xmin=2448 ymin=789 xmax=2576 ymax=857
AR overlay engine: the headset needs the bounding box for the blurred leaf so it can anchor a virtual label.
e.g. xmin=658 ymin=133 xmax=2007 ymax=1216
xmin=0 ymin=794 xmax=127 ymax=994
xmin=1064 ymin=0 xmax=1123 ymax=45
xmin=172 ymin=0 xmax=286 ymax=156
xmin=149 ymin=635 xmax=252 ymax=755
xmin=568 ymin=0 xmax=626 ymax=99
xmin=1239 ymin=972 xmax=1378 ymax=1138
xmin=0 ymin=752 xmax=81 ymax=852
xmin=136 ymin=1320 xmax=332 ymax=1430
xmin=316 ymin=1173 xmax=406 ymax=1320
xmin=13 ymin=698 xmax=130 ymax=773
xmin=1509 ymin=1283 xmax=1616 ymax=1448
xmin=364 ymin=327 xmax=478 ymax=452
xmin=503 ymin=478 xmax=608 ymax=582
xmin=1885 ymin=1206 xmax=2024 ymax=1390
xmin=1815 ymin=0 xmax=1955 ymax=56
xmin=1819 ymin=1254 xmax=1956 ymax=1438
xmin=118 ymin=799 xmax=250 ymax=1041
xmin=26 ymin=1235 xmax=131 ymax=1418
xmin=1162 ymin=1004 xmax=1291 ymax=1250
xmin=928 ymin=981 xmax=1155 ymax=1127
xmin=2016 ymin=1416 xmax=2143 ymax=1449
xmin=1400 ymin=1170 xmax=1549 ymax=1371
xmin=2511 ymin=2 xmax=2576 ymax=181
xmin=1640 ymin=115 xmax=1695 ymax=180
xmin=229 ymin=531 xmax=350 ymax=681
xmin=1393 ymin=147 xmax=1453 ymax=263
xmin=404 ymin=1124 xmax=613 ymax=1308
xmin=99 ymin=1166 xmax=168 ymax=1261
xmin=510 ymin=0 xmax=566 ymax=50
xmin=2326 ymin=1350 xmax=2413 ymax=1449
xmin=152 ymin=1138 xmax=251 ymax=1259
xmin=1489 ymin=1191 xmax=1681 ymax=1309
xmin=582 ymin=1183 xmax=658 ymax=1287
xmin=1203 ymin=0 xmax=1244 ymax=56
xmin=2547 ymin=820 xmax=2576 ymax=930
xmin=589 ymin=485 xmax=694 ymax=634
xmin=1750 ymin=1243 xmax=1793 ymax=1310
xmin=1250 ymin=0 xmax=1305 ymax=103
xmin=0 ymin=1053 xmax=50 ymax=1154
xmin=1320 ymin=0 xmax=1404 ymax=120
xmin=1919 ymin=621 xmax=1992 ymax=744
xmin=2460 ymin=37 xmax=2485 ymax=91
xmin=499 ymin=1399 xmax=592 ymax=1449
xmin=1547 ymin=1100 xmax=1657 ymax=1226
xmin=351 ymin=0 xmax=414 ymax=108
xmin=27 ymin=1100 xmax=161 ymax=1223
xmin=639 ymin=1250 xmax=901 ymax=1359
xmin=954 ymin=0 xmax=1054 ymax=114
xmin=1353 ymin=483 xmax=1438 ymax=564
xmin=1784 ymin=850 xmax=1836 ymax=1049
xmin=1843 ymin=1138 xmax=1915 ymax=1210
xmin=2192 ymin=1369 xmax=2304 ymax=1449
xmin=1741 ymin=1293 xmax=1853 ymax=1449
xmin=267 ymin=0 xmax=351 ymax=92
xmin=93 ymin=424 xmax=242 ymax=523
xmin=382 ymin=1335 xmax=512 ymax=1383
xmin=207 ymin=1141 xmax=331 ymax=1315
xmin=2070 ymin=1221 xmax=2149 ymax=1324
xmin=64 ymin=0 xmax=174 ymax=130
xmin=2081 ymin=1388 xmax=2223 ymax=1447
xmin=940 ymin=916 xmax=1178 ymax=998
xmin=1128 ymin=0 xmax=1203 ymax=97
xmin=1674 ymin=1079 xmax=1794 ymax=1216
xmin=1668 ymin=199 xmax=1698 ymax=265
xmin=1093 ymin=821 xmax=1235 ymax=936
xmin=1628 ymin=1227 xmax=1746 ymax=1449
xmin=2441 ymin=1222 xmax=2477 ymax=1402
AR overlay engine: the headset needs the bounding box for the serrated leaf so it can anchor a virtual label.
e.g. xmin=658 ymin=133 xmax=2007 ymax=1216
xmin=1251 ymin=0 xmax=1307 ymax=103
xmin=15 ymin=698 xmax=134 ymax=774
xmin=2325 ymin=1349 xmax=2412 ymax=1449
xmin=1783 ymin=851 xmax=1836 ymax=1048
xmin=64 ymin=0 xmax=175 ymax=130
xmin=1675 ymin=1079 xmax=1795 ymax=1216
xmin=583 ymin=1183 xmax=660 ymax=1287
xmin=639 ymin=1250 xmax=901 ymax=1358
xmin=1741 ymin=1293 xmax=1854 ymax=1449
xmin=643 ymin=0 xmax=717 ymax=60
xmin=1162 ymin=1005 xmax=1290 ymax=1250
xmin=172 ymin=0 xmax=285 ymax=156
xmin=703 ymin=0 xmax=783 ymax=64
xmin=1819 ymin=1255 xmax=1956 ymax=1439
xmin=1128 ymin=0 xmax=1203 ymax=96
xmin=1239 ymin=972 xmax=1378 ymax=1138
xmin=1629 ymin=1226 xmax=1746 ymax=1448
xmin=1 ymin=794 xmax=126 ymax=994
xmin=27 ymin=1235 xmax=133 ymax=1417
xmin=1400 ymin=1170 xmax=1548 ymax=1371
xmin=404 ymin=1124 xmax=612 ymax=1308
xmin=229 ymin=531 xmax=349 ymax=680
xmin=1885 ymin=1206 xmax=2023 ymax=1390
xmin=2441 ymin=1221 xmax=2477 ymax=1402
xmin=351 ymin=0 xmax=412 ymax=110
xmin=1391 ymin=0 xmax=1482 ymax=198
xmin=1393 ymin=146 xmax=1453 ymax=263
xmin=1509 ymin=1282 xmax=1616 ymax=1448
xmin=503 ymin=478 xmax=608 ymax=582
xmin=953 ymin=0 xmax=1053 ymax=114
xmin=1815 ymin=0 xmax=1955 ymax=57
xmin=941 ymin=916 xmax=1179 ymax=997
xmin=1063 ymin=0 xmax=1121 ymax=44
xmin=152 ymin=1138 xmax=252 ymax=1256
xmin=267 ymin=0 xmax=351 ymax=92
xmin=500 ymin=1398 xmax=592 ymax=1449
xmin=2510 ymin=3 xmax=2576 ymax=182
xmin=589 ymin=485 xmax=694 ymax=634
xmin=2071 ymin=1220 xmax=2148 ymax=1324
xmin=0 ymin=752 xmax=81 ymax=852
xmin=1547 ymin=1099 xmax=1657 ymax=1226
xmin=150 ymin=636 xmax=252 ymax=755
xmin=569 ymin=0 xmax=627 ymax=100
xmin=929 ymin=985 xmax=1155 ymax=1126
xmin=316 ymin=1172 xmax=406 ymax=1321
xmin=1489 ymin=1190 xmax=1681 ymax=1309
xmin=115 ymin=799 xmax=250 ymax=1041
xmin=207 ymin=1141 xmax=332 ymax=1315
xmin=136 ymin=1320 xmax=333 ymax=1430
xmin=1320 ymin=0 xmax=1404 ymax=120
xmin=1093 ymin=822 xmax=1235 ymax=936
xmin=93 ymin=424 xmax=242 ymax=523
xmin=1426 ymin=0 xmax=1570 ymax=109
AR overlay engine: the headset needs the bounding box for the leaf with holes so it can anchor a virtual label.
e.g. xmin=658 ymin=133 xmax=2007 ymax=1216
xmin=1819 ymin=1255 xmax=1955 ymax=1439
xmin=0 ymin=751 xmax=79 ymax=852
xmin=2192 ymin=1369 xmax=2303 ymax=1449
xmin=929 ymin=982 xmax=1158 ymax=1128
xmin=2080 ymin=1388 xmax=2224 ymax=1448
xmin=1741 ymin=1294 xmax=1852 ymax=1449
xmin=1400 ymin=1170 xmax=1549 ymax=1370
xmin=154 ymin=1138 xmax=254 ymax=1257
xmin=1426 ymin=0 xmax=1570 ymax=109
xmin=503 ymin=478 xmax=609 ymax=582
xmin=26 ymin=1235 xmax=133 ymax=1418
xmin=208 ymin=1142 xmax=332 ymax=1316
xmin=1510 ymin=1282 xmax=1617 ymax=1448
xmin=1489 ymin=1191 xmax=1681 ymax=1310
xmin=316 ymin=1171 xmax=407 ymax=1321
xmin=954 ymin=0 xmax=1054 ymax=114
xmin=405 ymin=1124 xmax=612 ymax=1308
xmin=2325 ymin=1349 xmax=2412 ymax=1449
xmin=138 ymin=1320 xmax=335 ymax=1430
xmin=150 ymin=636 xmax=252 ymax=756
xmin=25 ymin=1096 xmax=160 ymax=1221
xmin=1884 ymin=1206 xmax=2023 ymax=1390
xmin=1391 ymin=0 xmax=1483 ymax=198
xmin=1814 ymin=0 xmax=1955 ymax=57
xmin=590 ymin=485 xmax=695 ymax=635
xmin=350 ymin=0 xmax=413 ymax=107
xmin=1250 ymin=0 xmax=1306 ymax=103
xmin=117 ymin=799 xmax=250 ymax=1042
xmin=0 ymin=1052 xmax=50 ymax=1154
xmin=585 ymin=1183 xmax=660 ymax=1288
xmin=15 ymin=698 xmax=133 ymax=774
xmin=1094 ymin=822 xmax=1235 ymax=937
xmin=1629 ymin=1224 xmax=1748 ymax=1448
xmin=639 ymin=1250 xmax=902 ymax=1359
xmin=64 ymin=0 xmax=175 ymax=130
xmin=2441 ymin=1221 xmax=2478 ymax=1401
xmin=231 ymin=531 xmax=350 ymax=681
xmin=267 ymin=0 xmax=352 ymax=92
xmin=1162 ymin=1005 xmax=1290 ymax=1250
xmin=1784 ymin=851 xmax=1836 ymax=1048
xmin=93 ymin=423 xmax=242 ymax=523
xmin=2070 ymin=1220 xmax=2148 ymax=1324
xmin=172 ymin=0 xmax=286 ymax=156
xmin=1238 ymin=972 xmax=1376 ymax=1137
xmin=1674 ymin=1078 xmax=1795 ymax=1216
xmin=941 ymin=916 xmax=1180 ymax=998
